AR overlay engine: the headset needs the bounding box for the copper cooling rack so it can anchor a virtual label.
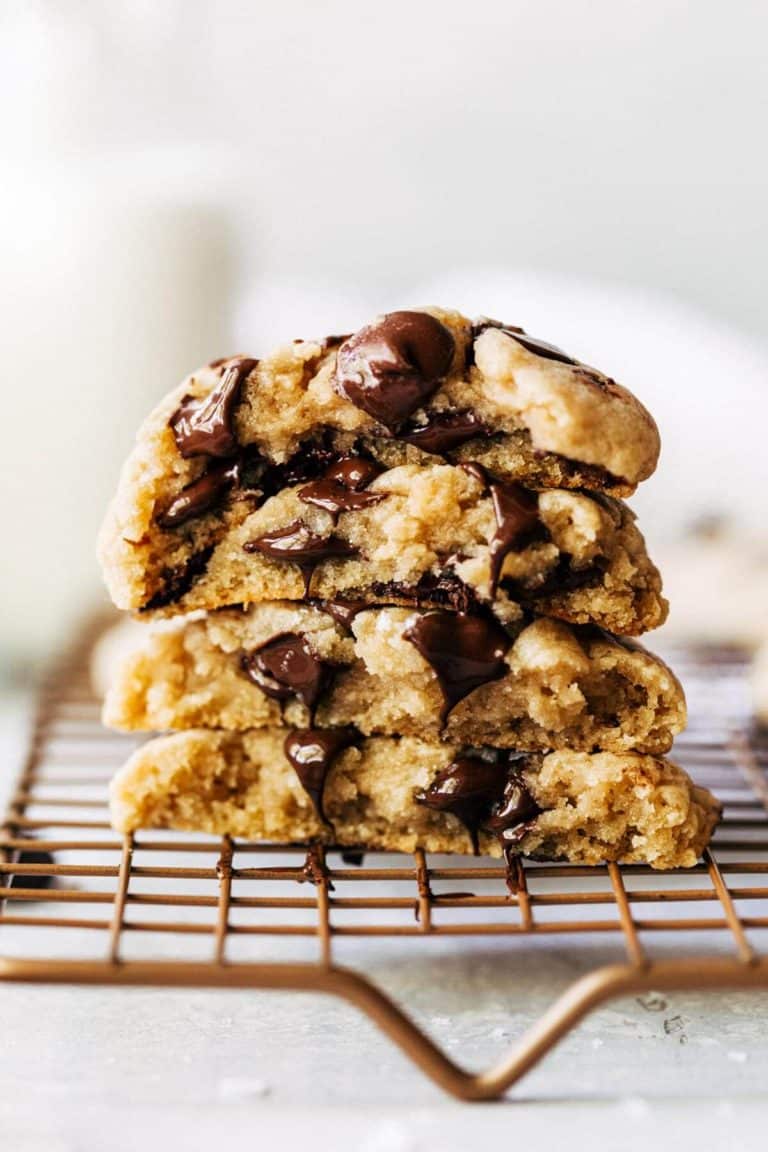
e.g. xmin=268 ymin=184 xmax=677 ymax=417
xmin=1 ymin=624 xmax=767 ymax=1101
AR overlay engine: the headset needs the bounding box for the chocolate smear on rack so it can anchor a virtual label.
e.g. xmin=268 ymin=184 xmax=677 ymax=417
xmin=399 ymin=410 xmax=488 ymax=455
xmin=334 ymin=311 xmax=455 ymax=429
xmin=143 ymin=545 xmax=214 ymax=611
xmin=241 ymin=632 xmax=331 ymax=717
xmin=244 ymin=521 xmax=358 ymax=596
xmin=170 ymin=358 xmax=257 ymax=458
xmin=471 ymin=319 xmax=577 ymax=367
xmin=298 ymin=455 xmax=385 ymax=519
xmin=157 ymin=459 xmax=240 ymax=528
xmin=283 ymin=727 xmax=358 ymax=824
xmin=403 ymin=610 xmax=510 ymax=723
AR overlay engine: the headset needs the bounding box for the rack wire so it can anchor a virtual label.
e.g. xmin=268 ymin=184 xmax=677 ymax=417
xmin=1 ymin=620 xmax=767 ymax=1100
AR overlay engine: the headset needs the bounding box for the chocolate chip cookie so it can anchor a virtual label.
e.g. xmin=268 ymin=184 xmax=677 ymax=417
xmin=100 ymin=458 xmax=666 ymax=633
xmin=109 ymin=729 xmax=719 ymax=870
xmin=104 ymin=605 xmax=685 ymax=754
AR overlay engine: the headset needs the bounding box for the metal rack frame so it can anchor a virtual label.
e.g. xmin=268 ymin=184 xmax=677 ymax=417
xmin=1 ymin=628 xmax=767 ymax=1100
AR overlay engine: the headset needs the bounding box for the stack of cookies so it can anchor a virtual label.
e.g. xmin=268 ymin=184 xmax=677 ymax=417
xmin=99 ymin=309 xmax=719 ymax=876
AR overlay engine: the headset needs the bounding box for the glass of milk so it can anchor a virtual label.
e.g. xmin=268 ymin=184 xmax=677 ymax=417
xmin=0 ymin=164 xmax=236 ymax=673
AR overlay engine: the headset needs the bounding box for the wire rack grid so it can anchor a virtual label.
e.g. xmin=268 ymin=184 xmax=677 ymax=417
xmin=1 ymin=623 xmax=767 ymax=1101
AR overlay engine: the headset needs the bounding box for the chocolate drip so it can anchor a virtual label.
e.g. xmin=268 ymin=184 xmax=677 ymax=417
xmin=459 ymin=460 xmax=490 ymax=487
xmin=142 ymin=545 xmax=215 ymax=611
xmin=460 ymin=463 xmax=543 ymax=595
xmin=170 ymin=358 xmax=257 ymax=458
xmin=488 ymin=482 xmax=541 ymax=595
xmin=399 ymin=411 xmax=488 ymax=455
xmin=472 ymin=319 xmax=577 ymax=367
xmin=283 ymin=727 xmax=358 ymax=823
xmin=241 ymin=633 xmax=330 ymax=716
xmin=158 ymin=459 xmax=240 ymax=528
xmin=243 ymin=521 xmax=358 ymax=595
xmin=403 ymin=611 xmax=510 ymax=723
xmin=415 ymin=753 xmax=540 ymax=866
xmin=340 ymin=850 xmax=365 ymax=866
xmin=334 ymin=311 xmax=455 ymax=429
xmin=298 ymin=455 xmax=385 ymax=519
xmin=316 ymin=598 xmax=370 ymax=631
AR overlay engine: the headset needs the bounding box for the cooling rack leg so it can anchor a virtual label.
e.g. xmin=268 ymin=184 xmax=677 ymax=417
xmin=1 ymin=956 xmax=766 ymax=1101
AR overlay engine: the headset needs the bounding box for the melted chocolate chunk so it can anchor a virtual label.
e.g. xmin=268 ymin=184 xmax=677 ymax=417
xmin=399 ymin=411 xmax=488 ymax=455
xmin=334 ymin=311 xmax=455 ymax=429
xmin=472 ymin=319 xmax=577 ymax=367
xmin=316 ymin=598 xmax=371 ymax=631
xmin=485 ymin=767 xmax=542 ymax=867
xmin=414 ymin=756 xmax=508 ymax=854
xmin=142 ymin=545 xmax=214 ymax=611
xmin=505 ymin=554 xmax=608 ymax=602
xmin=415 ymin=752 xmax=540 ymax=867
xmin=369 ymin=572 xmax=481 ymax=615
xmin=488 ymin=481 xmax=542 ymax=595
xmin=170 ymin=358 xmax=257 ymax=458
xmin=283 ymin=727 xmax=358 ymax=823
xmin=243 ymin=521 xmax=358 ymax=595
xmin=241 ymin=632 xmax=330 ymax=716
xmin=158 ymin=459 xmax=240 ymax=528
xmin=404 ymin=611 xmax=510 ymax=723
xmin=298 ymin=455 xmax=385 ymax=518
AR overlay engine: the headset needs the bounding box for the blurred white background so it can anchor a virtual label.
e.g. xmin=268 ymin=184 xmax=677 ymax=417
xmin=2 ymin=0 xmax=768 ymax=670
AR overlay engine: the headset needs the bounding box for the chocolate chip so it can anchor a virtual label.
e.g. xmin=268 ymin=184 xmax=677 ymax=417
xmin=241 ymin=633 xmax=331 ymax=716
xmin=170 ymin=358 xmax=257 ymax=458
xmin=142 ymin=545 xmax=214 ymax=611
xmin=472 ymin=319 xmax=577 ymax=367
xmin=283 ymin=727 xmax=358 ymax=824
xmin=157 ymin=459 xmax=240 ymax=528
xmin=298 ymin=455 xmax=385 ymax=519
xmin=335 ymin=311 xmax=455 ymax=429
xmin=243 ymin=521 xmax=358 ymax=596
xmin=403 ymin=611 xmax=510 ymax=723
xmin=399 ymin=410 xmax=489 ymax=455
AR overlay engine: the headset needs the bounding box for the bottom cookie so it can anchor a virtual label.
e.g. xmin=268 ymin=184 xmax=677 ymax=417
xmin=110 ymin=730 xmax=720 ymax=871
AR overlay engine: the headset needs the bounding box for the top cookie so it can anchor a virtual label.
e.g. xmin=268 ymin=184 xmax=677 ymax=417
xmin=99 ymin=308 xmax=661 ymax=620
xmin=116 ymin=305 xmax=658 ymax=491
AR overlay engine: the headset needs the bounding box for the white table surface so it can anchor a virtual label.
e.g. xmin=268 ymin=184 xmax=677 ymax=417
xmin=1 ymin=691 xmax=767 ymax=1151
